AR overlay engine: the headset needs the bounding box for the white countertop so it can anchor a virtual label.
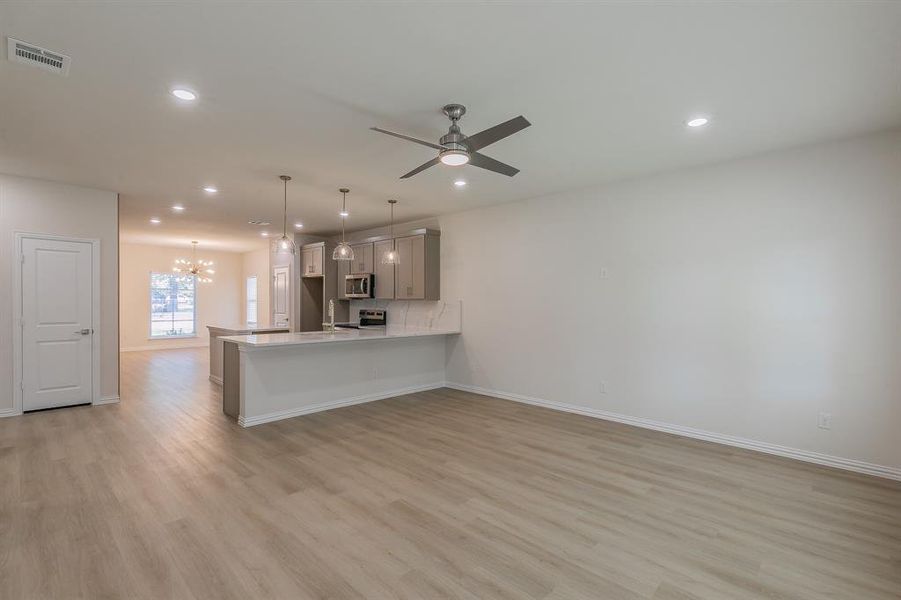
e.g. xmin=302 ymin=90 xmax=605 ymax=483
xmin=208 ymin=324 xmax=290 ymax=335
xmin=219 ymin=326 xmax=460 ymax=349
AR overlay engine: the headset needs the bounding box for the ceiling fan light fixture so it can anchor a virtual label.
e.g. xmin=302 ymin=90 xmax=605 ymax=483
xmin=439 ymin=149 xmax=470 ymax=166
xmin=371 ymin=104 xmax=529 ymax=178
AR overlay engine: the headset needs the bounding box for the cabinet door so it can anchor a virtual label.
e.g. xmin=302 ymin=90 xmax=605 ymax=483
xmin=351 ymin=243 xmax=373 ymax=274
xmin=395 ymin=235 xmax=425 ymax=299
xmin=336 ymin=256 xmax=350 ymax=299
xmin=301 ymin=248 xmax=314 ymax=276
xmin=311 ymin=246 xmax=323 ymax=276
xmin=373 ymin=239 xmax=395 ymax=299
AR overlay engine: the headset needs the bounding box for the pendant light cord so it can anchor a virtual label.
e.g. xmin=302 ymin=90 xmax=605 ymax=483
xmin=341 ymin=190 xmax=348 ymax=242
xmin=283 ymin=178 xmax=288 ymax=238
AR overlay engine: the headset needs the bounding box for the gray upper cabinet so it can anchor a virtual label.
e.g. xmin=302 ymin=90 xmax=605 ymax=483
xmin=301 ymin=242 xmax=324 ymax=277
xmin=395 ymin=233 xmax=440 ymax=300
xmin=350 ymin=242 xmax=373 ymax=274
xmin=373 ymin=239 xmax=395 ymax=299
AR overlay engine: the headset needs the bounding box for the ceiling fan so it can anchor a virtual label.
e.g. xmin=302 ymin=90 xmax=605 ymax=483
xmin=371 ymin=104 xmax=531 ymax=179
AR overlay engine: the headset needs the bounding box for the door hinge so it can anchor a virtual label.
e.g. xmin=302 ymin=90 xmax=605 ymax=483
xmin=20 ymin=254 xmax=25 ymax=264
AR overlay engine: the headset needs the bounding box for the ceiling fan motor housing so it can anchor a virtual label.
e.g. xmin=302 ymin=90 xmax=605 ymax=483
xmin=439 ymin=129 xmax=468 ymax=154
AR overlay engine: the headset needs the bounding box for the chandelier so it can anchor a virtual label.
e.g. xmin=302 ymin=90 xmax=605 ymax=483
xmin=173 ymin=241 xmax=215 ymax=283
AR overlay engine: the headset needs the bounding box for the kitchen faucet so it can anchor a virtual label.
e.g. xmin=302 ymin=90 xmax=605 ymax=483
xmin=322 ymin=299 xmax=336 ymax=332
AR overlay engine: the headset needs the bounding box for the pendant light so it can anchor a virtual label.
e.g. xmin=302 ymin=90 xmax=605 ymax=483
xmin=332 ymin=187 xmax=354 ymax=261
xmin=173 ymin=241 xmax=215 ymax=283
xmin=275 ymin=175 xmax=295 ymax=255
xmin=381 ymin=199 xmax=400 ymax=264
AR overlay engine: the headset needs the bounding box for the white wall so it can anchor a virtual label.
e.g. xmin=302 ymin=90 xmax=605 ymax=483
xmin=441 ymin=129 xmax=901 ymax=472
xmin=242 ymin=247 xmax=270 ymax=326
xmin=0 ymin=174 xmax=119 ymax=412
xmin=119 ymin=243 xmax=242 ymax=351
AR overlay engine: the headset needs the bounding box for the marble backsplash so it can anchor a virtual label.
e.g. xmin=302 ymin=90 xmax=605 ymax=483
xmin=349 ymin=299 xmax=461 ymax=332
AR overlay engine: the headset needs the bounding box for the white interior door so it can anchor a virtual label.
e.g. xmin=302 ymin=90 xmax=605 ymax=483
xmin=273 ymin=265 xmax=290 ymax=328
xmin=21 ymin=237 xmax=95 ymax=411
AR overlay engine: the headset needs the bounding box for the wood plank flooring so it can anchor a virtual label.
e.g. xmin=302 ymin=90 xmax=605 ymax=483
xmin=1 ymin=347 xmax=899 ymax=599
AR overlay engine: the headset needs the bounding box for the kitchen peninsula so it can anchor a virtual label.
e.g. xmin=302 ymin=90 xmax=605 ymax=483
xmin=207 ymin=324 xmax=290 ymax=384
xmin=220 ymin=301 xmax=461 ymax=426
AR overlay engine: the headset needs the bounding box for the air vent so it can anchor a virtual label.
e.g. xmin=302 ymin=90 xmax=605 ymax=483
xmin=7 ymin=37 xmax=71 ymax=76
xmin=248 ymin=220 xmax=271 ymax=226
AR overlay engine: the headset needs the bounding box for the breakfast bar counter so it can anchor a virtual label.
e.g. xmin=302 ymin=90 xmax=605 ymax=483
xmin=220 ymin=301 xmax=461 ymax=426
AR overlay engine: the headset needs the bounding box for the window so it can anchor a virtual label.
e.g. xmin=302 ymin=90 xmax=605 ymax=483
xmin=246 ymin=275 xmax=258 ymax=325
xmin=150 ymin=272 xmax=196 ymax=337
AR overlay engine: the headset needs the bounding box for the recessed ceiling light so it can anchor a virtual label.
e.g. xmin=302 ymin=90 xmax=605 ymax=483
xmin=149 ymin=218 xmax=161 ymax=224
xmin=686 ymin=117 xmax=709 ymax=128
xmin=172 ymin=204 xmax=185 ymax=212
xmin=202 ymin=186 xmax=218 ymax=194
xmin=171 ymin=88 xmax=197 ymax=101
xmin=261 ymin=231 xmax=269 ymax=237
xmin=454 ymin=179 xmax=467 ymax=187
xmin=294 ymin=222 xmax=303 ymax=229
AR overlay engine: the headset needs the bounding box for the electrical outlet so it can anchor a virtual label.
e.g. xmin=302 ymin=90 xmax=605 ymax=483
xmin=817 ymin=412 xmax=832 ymax=430
xmin=599 ymin=268 xmax=609 ymax=280
xmin=599 ymin=381 xmax=607 ymax=394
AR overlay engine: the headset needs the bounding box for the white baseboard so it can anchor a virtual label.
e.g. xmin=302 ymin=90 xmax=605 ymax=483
xmin=1 ymin=395 xmax=119 ymax=415
xmin=209 ymin=375 xmax=223 ymax=385
xmin=239 ymin=382 xmax=446 ymax=427
xmin=445 ymin=382 xmax=901 ymax=482
xmin=121 ymin=342 xmax=209 ymax=352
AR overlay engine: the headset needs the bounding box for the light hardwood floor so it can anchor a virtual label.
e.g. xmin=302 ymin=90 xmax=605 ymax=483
xmin=1 ymin=347 xmax=899 ymax=599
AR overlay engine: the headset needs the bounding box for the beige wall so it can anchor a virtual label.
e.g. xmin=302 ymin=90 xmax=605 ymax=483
xmin=119 ymin=243 xmax=242 ymax=351
xmin=241 ymin=246 xmax=270 ymax=326
xmin=442 ymin=129 xmax=901 ymax=472
xmin=0 ymin=174 xmax=119 ymax=412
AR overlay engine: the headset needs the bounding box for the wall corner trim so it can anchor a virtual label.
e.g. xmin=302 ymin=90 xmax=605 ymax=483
xmin=444 ymin=382 xmax=901 ymax=482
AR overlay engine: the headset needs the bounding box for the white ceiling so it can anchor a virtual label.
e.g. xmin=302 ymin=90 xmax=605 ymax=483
xmin=1 ymin=1 xmax=899 ymax=252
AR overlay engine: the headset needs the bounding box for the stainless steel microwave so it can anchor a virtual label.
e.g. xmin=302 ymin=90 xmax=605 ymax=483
xmin=344 ymin=273 xmax=374 ymax=298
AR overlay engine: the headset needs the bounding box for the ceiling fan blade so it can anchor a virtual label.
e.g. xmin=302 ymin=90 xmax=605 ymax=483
xmin=463 ymin=116 xmax=531 ymax=152
xmin=468 ymin=152 xmax=520 ymax=177
xmin=400 ymin=157 xmax=441 ymax=179
xmin=370 ymin=127 xmax=444 ymax=150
